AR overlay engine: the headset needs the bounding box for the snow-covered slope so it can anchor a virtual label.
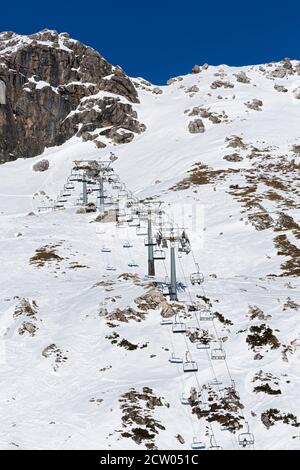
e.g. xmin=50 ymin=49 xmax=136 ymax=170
xmin=1 ymin=58 xmax=300 ymax=450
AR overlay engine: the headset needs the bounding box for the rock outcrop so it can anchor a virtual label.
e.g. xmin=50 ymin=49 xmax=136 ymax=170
xmin=0 ymin=29 xmax=144 ymax=163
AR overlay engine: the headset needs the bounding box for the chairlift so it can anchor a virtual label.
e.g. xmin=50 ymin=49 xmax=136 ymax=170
xmin=208 ymin=435 xmax=223 ymax=451
xmin=190 ymin=263 xmax=204 ymax=285
xmin=198 ymin=307 xmax=215 ymax=321
xmin=58 ymin=198 xmax=67 ymax=203
xmin=197 ymin=399 xmax=210 ymax=415
xmin=211 ymin=341 xmax=226 ymax=360
xmin=153 ymin=249 xmax=166 ymax=260
xmin=138 ymin=211 xmax=148 ymax=221
xmin=128 ymin=260 xmax=139 ymax=267
xmin=104 ymin=196 xmax=114 ymax=205
xmin=128 ymin=218 xmax=140 ymax=227
xmin=65 ymin=184 xmax=75 ymax=190
xmin=238 ymin=422 xmax=255 ymax=448
xmin=117 ymin=209 xmax=126 ymax=217
xmin=136 ymin=225 xmax=148 ymax=236
xmin=123 ymin=241 xmax=133 ymax=248
xmin=183 ymin=351 xmax=198 ymax=372
xmin=118 ymin=189 xmax=127 ymax=198
xmin=62 ymin=192 xmax=71 ymax=197
xmin=144 ymin=237 xmax=157 ymax=247
xmin=106 ymin=264 xmax=116 ymax=271
xmin=196 ymin=341 xmax=210 ymax=350
xmin=160 ymin=317 xmax=173 ymax=326
xmin=162 ymin=238 xmax=168 ymax=249
xmin=209 ymin=378 xmax=223 ymax=387
xmin=191 ymin=437 xmax=206 ymax=450
xmin=101 ymin=247 xmax=111 ymax=253
xmin=169 ymin=353 xmax=183 ymax=364
xmin=116 ymin=220 xmax=126 ymax=228
xmin=172 ymin=315 xmax=186 ymax=334
xmin=180 ymin=393 xmax=190 ymax=405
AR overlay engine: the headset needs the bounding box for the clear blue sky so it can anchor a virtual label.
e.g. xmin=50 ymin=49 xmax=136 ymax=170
xmin=1 ymin=0 xmax=300 ymax=84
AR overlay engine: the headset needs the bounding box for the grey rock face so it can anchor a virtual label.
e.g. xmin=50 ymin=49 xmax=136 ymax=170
xmin=188 ymin=119 xmax=205 ymax=134
xmin=0 ymin=29 xmax=143 ymax=163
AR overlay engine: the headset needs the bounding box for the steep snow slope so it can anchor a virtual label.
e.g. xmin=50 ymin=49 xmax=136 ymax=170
xmin=0 ymin=60 xmax=300 ymax=450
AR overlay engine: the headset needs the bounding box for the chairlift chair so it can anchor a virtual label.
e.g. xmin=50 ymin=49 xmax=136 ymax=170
xmin=238 ymin=422 xmax=255 ymax=448
xmin=62 ymin=192 xmax=71 ymax=197
xmin=144 ymin=237 xmax=157 ymax=247
xmin=128 ymin=260 xmax=139 ymax=267
xmin=101 ymin=247 xmax=111 ymax=253
xmin=106 ymin=264 xmax=116 ymax=271
xmin=183 ymin=351 xmax=198 ymax=372
xmin=180 ymin=393 xmax=190 ymax=405
xmin=196 ymin=341 xmax=210 ymax=350
xmin=138 ymin=211 xmax=148 ymax=221
xmin=191 ymin=437 xmax=206 ymax=450
xmin=162 ymin=239 xmax=168 ymax=249
xmin=209 ymin=378 xmax=223 ymax=387
xmin=153 ymin=249 xmax=166 ymax=260
xmin=211 ymin=341 xmax=226 ymax=360
xmin=116 ymin=220 xmax=126 ymax=228
xmin=58 ymin=198 xmax=67 ymax=203
xmin=208 ymin=436 xmax=223 ymax=450
xmin=136 ymin=225 xmax=148 ymax=236
xmin=65 ymin=184 xmax=75 ymax=190
xmin=198 ymin=307 xmax=215 ymax=321
xmin=104 ymin=196 xmax=114 ymax=205
xmin=160 ymin=317 xmax=173 ymax=326
xmin=169 ymin=353 xmax=183 ymax=364
xmin=118 ymin=189 xmax=127 ymax=198
xmin=172 ymin=315 xmax=186 ymax=334
xmin=117 ymin=209 xmax=126 ymax=217
xmin=190 ymin=263 xmax=204 ymax=285
xmin=123 ymin=241 xmax=133 ymax=248
xmin=128 ymin=218 xmax=140 ymax=227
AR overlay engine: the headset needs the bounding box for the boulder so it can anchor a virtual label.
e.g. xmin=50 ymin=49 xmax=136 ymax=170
xmin=192 ymin=64 xmax=201 ymax=74
xmin=234 ymin=71 xmax=251 ymax=83
xmin=32 ymin=159 xmax=49 ymax=172
xmin=244 ymin=99 xmax=263 ymax=111
xmin=188 ymin=119 xmax=205 ymax=134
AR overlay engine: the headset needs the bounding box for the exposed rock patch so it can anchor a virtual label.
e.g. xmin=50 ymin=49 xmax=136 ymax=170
xmin=119 ymin=387 xmax=168 ymax=449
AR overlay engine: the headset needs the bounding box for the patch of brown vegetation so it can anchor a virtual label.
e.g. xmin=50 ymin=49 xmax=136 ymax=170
xmin=30 ymin=244 xmax=63 ymax=267
xmin=274 ymin=234 xmax=300 ymax=277
xmin=171 ymin=162 xmax=239 ymax=191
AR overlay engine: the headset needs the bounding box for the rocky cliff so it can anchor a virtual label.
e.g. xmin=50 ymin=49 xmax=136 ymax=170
xmin=0 ymin=29 xmax=145 ymax=163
